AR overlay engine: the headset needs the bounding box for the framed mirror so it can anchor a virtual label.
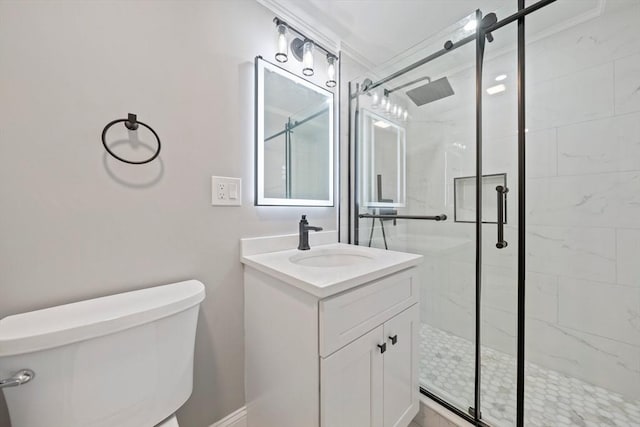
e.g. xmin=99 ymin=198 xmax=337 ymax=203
xmin=255 ymin=57 xmax=334 ymax=206
xmin=359 ymin=109 xmax=406 ymax=208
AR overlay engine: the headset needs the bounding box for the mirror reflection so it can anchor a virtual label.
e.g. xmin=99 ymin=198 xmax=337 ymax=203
xmin=256 ymin=58 xmax=334 ymax=206
xmin=360 ymin=109 xmax=406 ymax=207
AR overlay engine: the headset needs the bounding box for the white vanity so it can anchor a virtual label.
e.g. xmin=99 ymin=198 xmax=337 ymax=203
xmin=241 ymin=233 xmax=422 ymax=427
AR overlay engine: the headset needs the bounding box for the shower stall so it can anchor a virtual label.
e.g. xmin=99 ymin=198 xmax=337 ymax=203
xmin=348 ymin=1 xmax=640 ymax=426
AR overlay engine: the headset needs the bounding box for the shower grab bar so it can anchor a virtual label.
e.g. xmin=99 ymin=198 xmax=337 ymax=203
xmin=496 ymin=185 xmax=508 ymax=249
xmin=359 ymin=213 xmax=447 ymax=221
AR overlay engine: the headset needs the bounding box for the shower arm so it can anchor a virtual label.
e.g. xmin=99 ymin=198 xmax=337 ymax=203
xmin=359 ymin=12 xmax=499 ymax=96
xmin=385 ymin=75 xmax=432 ymax=95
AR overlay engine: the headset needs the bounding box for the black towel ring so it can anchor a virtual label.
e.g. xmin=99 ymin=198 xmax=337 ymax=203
xmin=101 ymin=113 xmax=161 ymax=165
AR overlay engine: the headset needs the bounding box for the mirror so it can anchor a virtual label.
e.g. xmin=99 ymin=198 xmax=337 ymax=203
xmin=359 ymin=109 xmax=406 ymax=207
xmin=255 ymin=57 xmax=334 ymax=206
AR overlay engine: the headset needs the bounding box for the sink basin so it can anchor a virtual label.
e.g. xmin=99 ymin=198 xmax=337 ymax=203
xmin=290 ymin=248 xmax=375 ymax=267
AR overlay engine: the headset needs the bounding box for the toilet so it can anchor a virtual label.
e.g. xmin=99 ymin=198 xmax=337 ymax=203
xmin=0 ymin=280 xmax=205 ymax=427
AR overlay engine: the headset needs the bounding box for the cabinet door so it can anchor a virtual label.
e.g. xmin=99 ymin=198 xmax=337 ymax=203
xmin=383 ymin=305 xmax=419 ymax=427
xmin=321 ymin=326 xmax=384 ymax=427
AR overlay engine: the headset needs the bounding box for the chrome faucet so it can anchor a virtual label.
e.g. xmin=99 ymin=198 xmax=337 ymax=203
xmin=298 ymin=215 xmax=323 ymax=250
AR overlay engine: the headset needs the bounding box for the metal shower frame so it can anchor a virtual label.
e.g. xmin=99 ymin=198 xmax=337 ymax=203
xmin=348 ymin=0 xmax=558 ymax=425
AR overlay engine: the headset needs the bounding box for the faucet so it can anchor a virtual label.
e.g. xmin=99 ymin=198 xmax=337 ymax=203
xmin=298 ymin=215 xmax=323 ymax=250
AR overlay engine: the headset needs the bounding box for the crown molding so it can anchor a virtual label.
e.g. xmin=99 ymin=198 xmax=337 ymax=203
xmin=339 ymin=41 xmax=377 ymax=72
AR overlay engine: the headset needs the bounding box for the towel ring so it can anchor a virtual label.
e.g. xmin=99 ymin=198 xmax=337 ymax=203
xmin=101 ymin=113 xmax=161 ymax=165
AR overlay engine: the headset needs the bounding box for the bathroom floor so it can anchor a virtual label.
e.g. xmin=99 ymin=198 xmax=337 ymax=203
xmin=419 ymin=323 xmax=640 ymax=427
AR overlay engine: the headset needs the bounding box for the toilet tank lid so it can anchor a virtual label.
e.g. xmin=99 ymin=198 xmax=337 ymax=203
xmin=0 ymin=280 xmax=205 ymax=357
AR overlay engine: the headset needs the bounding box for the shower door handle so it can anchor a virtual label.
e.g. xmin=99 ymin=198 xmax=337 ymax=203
xmin=496 ymin=185 xmax=508 ymax=249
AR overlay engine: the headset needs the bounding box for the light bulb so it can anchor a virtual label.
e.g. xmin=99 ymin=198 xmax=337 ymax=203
xmin=371 ymin=91 xmax=380 ymax=108
xmin=403 ymin=110 xmax=408 ymax=121
xmin=396 ymin=106 xmax=403 ymax=119
xmin=464 ymin=19 xmax=478 ymax=32
xmin=385 ymin=100 xmax=392 ymax=113
xmin=275 ymin=24 xmax=288 ymax=63
xmin=302 ymin=40 xmax=314 ymax=76
xmin=326 ymin=55 xmax=336 ymax=87
xmin=380 ymin=97 xmax=387 ymax=109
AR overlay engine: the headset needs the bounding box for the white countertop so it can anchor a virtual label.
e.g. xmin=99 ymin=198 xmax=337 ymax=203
xmin=241 ymin=243 xmax=423 ymax=298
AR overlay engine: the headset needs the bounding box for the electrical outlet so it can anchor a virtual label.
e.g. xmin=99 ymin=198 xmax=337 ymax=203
xmin=211 ymin=176 xmax=241 ymax=206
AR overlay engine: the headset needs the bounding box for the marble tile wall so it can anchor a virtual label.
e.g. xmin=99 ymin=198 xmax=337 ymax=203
xmin=402 ymin=0 xmax=640 ymax=401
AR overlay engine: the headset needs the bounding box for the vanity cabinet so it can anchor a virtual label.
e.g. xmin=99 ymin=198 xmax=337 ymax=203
xmin=244 ymin=261 xmax=420 ymax=427
xmin=321 ymin=305 xmax=419 ymax=427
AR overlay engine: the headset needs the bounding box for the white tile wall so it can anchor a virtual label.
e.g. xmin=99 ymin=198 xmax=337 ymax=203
xmin=557 ymin=113 xmax=640 ymax=175
xmin=614 ymin=53 xmax=640 ymax=115
xmin=558 ymin=277 xmax=639 ymax=346
xmin=526 ymin=319 xmax=640 ymax=398
xmin=527 ymin=62 xmax=615 ymax=131
xmin=616 ymin=228 xmax=640 ymax=287
xmin=526 ymin=172 xmax=640 ymax=229
xmin=402 ymin=0 xmax=640 ymax=403
xmin=526 ymin=226 xmax=616 ymax=282
xmin=527 ymin=173 xmax=616 ymax=227
xmin=524 ymin=128 xmax=558 ymax=178
xmin=482 ymin=266 xmax=558 ymax=323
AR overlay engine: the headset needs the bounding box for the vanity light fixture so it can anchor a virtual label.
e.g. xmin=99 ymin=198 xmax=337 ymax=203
xmin=273 ymin=17 xmax=339 ymax=86
xmin=487 ymin=84 xmax=506 ymax=95
xmin=373 ymin=120 xmax=391 ymax=129
xmin=371 ymin=90 xmax=380 ymax=108
xmin=275 ymin=23 xmax=288 ymax=62
xmin=326 ymin=55 xmax=337 ymax=87
xmin=302 ymin=40 xmax=314 ymax=76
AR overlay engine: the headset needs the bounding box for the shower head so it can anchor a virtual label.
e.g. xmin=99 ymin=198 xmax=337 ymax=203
xmin=406 ymin=77 xmax=455 ymax=106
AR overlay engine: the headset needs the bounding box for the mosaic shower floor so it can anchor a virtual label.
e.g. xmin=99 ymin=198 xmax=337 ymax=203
xmin=419 ymin=323 xmax=640 ymax=426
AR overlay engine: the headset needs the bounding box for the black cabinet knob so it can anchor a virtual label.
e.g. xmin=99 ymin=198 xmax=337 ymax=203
xmin=389 ymin=335 xmax=398 ymax=345
xmin=377 ymin=343 xmax=387 ymax=354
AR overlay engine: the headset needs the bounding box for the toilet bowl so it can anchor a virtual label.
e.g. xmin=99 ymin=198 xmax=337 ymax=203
xmin=0 ymin=280 xmax=205 ymax=427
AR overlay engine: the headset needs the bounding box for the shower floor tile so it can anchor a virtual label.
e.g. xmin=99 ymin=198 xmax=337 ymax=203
xmin=419 ymin=323 xmax=640 ymax=426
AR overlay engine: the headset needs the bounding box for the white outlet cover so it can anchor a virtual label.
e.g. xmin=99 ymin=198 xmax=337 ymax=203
xmin=211 ymin=176 xmax=242 ymax=206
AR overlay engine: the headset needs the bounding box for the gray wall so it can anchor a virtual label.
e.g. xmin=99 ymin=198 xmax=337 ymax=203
xmin=0 ymin=1 xmax=337 ymax=426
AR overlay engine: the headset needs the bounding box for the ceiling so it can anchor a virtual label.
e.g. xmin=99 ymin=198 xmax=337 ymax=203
xmin=270 ymin=0 xmax=513 ymax=66
xmin=267 ymin=0 xmax=620 ymax=69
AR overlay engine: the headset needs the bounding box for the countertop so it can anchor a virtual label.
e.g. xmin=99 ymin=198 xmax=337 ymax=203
xmin=241 ymin=243 xmax=423 ymax=298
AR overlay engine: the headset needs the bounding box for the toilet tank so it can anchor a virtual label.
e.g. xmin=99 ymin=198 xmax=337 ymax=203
xmin=0 ymin=280 xmax=205 ymax=427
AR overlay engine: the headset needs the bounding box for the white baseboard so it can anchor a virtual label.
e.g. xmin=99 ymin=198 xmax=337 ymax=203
xmin=209 ymin=407 xmax=247 ymax=427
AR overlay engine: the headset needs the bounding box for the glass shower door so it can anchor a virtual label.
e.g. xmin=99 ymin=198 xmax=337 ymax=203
xmin=476 ymin=12 xmax=523 ymax=426
xmin=350 ymin=14 xmax=481 ymax=417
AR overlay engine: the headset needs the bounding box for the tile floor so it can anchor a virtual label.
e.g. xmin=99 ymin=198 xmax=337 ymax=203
xmin=419 ymin=323 xmax=640 ymax=426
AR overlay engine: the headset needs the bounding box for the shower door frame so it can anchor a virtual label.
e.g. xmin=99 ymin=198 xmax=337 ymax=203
xmin=347 ymin=1 xmax=559 ymax=426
